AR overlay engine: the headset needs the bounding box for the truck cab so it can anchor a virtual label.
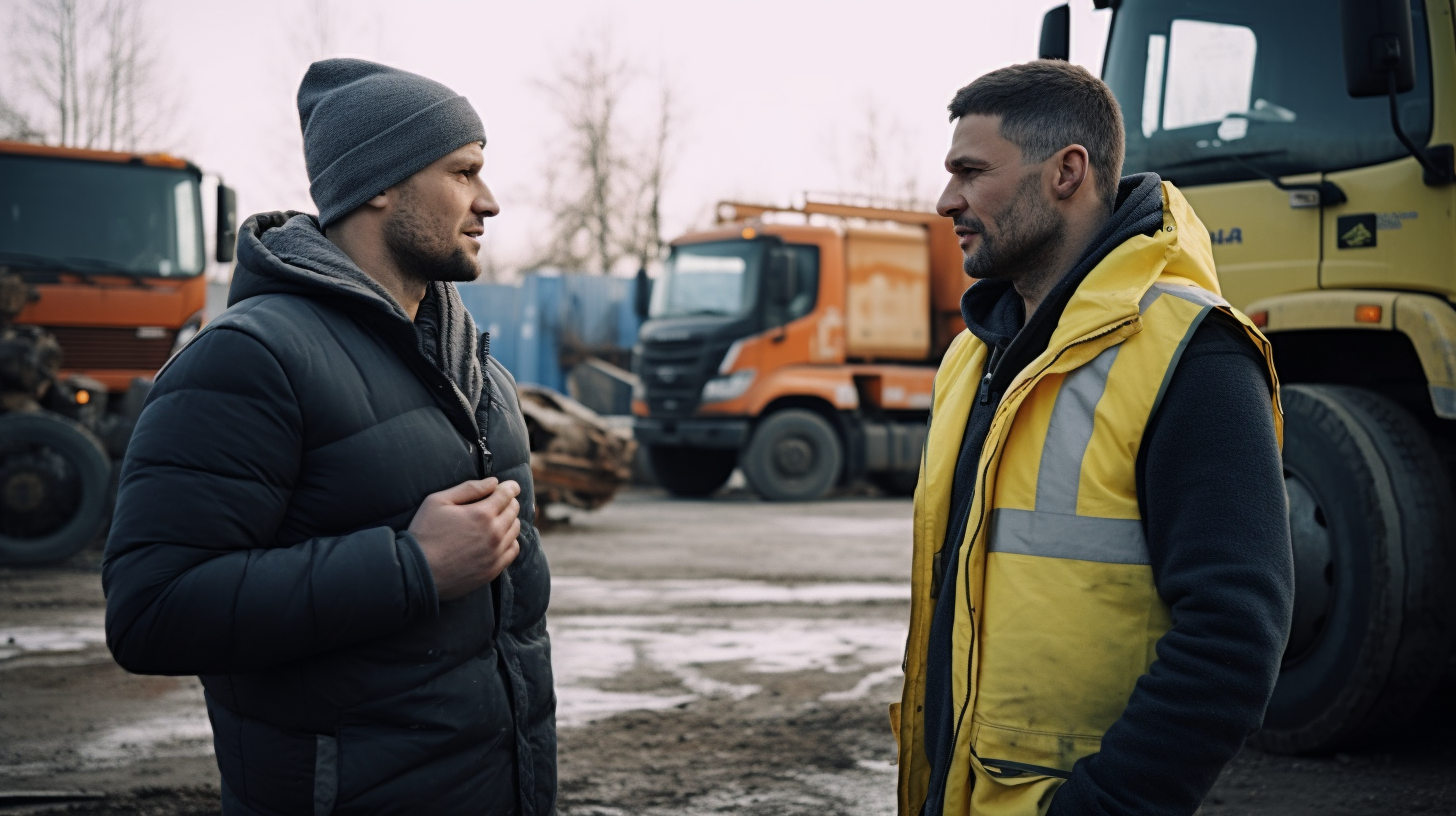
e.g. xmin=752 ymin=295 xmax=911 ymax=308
xmin=1045 ymin=0 xmax=1456 ymax=753
xmin=0 ymin=140 xmax=236 ymax=565
xmin=633 ymin=202 xmax=963 ymax=501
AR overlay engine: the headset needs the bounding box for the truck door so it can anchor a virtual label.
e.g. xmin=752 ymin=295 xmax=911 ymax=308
xmin=1103 ymin=5 xmax=1323 ymax=310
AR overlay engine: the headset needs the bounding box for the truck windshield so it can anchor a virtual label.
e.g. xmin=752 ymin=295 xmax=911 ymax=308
xmin=1103 ymin=0 xmax=1432 ymax=186
xmin=0 ymin=154 xmax=205 ymax=278
xmin=650 ymin=240 xmax=763 ymax=319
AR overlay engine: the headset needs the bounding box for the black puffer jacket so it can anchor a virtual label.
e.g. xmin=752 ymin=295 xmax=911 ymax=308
xmin=103 ymin=214 xmax=555 ymax=816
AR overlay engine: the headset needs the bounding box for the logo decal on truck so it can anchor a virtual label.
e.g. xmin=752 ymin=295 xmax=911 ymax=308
xmin=1337 ymin=214 xmax=1377 ymax=249
xmin=1209 ymin=227 xmax=1243 ymax=245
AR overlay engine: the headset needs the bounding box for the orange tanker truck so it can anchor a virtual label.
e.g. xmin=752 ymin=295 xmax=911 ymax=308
xmin=631 ymin=199 xmax=965 ymax=501
xmin=0 ymin=139 xmax=236 ymax=564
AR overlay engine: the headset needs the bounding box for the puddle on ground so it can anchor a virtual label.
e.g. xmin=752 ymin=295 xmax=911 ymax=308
xmin=552 ymin=614 xmax=904 ymax=727
xmin=551 ymin=577 xmax=909 ymax=611
xmin=0 ymin=623 xmax=106 ymax=662
xmin=79 ymin=709 xmax=215 ymax=766
xmin=772 ymin=516 xmax=911 ymax=539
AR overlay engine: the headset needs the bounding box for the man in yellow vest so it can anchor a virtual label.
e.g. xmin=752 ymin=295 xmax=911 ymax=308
xmin=896 ymin=61 xmax=1294 ymax=816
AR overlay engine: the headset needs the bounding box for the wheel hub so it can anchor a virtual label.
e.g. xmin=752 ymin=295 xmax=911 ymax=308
xmin=772 ymin=437 xmax=814 ymax=477
xmin=1284 ymin=473 xmax=1335 ymax=665
xmin=3 ymin=470 xmax=47 ymax=512
xmin=0 ymin=449 xmax=80 ymax=539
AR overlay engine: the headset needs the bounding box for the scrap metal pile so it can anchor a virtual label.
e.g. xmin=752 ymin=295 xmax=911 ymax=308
xmin=517 ymin=383 xmax=636 ymax=512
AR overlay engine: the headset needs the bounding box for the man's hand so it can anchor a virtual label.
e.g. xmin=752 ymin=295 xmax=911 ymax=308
xmin=409 ymin=477 xmax=521 ymax=601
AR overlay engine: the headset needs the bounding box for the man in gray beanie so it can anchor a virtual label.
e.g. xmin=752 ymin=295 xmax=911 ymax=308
xmin=103 ymin=58 xmax=556 ymax=816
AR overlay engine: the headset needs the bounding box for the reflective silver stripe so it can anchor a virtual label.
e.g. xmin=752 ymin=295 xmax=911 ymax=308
xmin=1140 ymin=282 xmax=1228 ymax=313
xmin=1034 ymin=344 xmax=1120 ymax=515
xmin=988 ymin=508 xmax=1150 ymax=565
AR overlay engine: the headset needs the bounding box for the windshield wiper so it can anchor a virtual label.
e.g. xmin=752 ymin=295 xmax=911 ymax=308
xmin=1156 ymin=149 xmax=1289 ymax=172
xmin=0 ymin=252 xmax=150 ymax=285
xmin=1159 ymin=149 xmax=1346 ymax=207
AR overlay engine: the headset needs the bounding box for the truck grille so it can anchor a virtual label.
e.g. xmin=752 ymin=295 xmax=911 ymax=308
xmin=45 ymin=326 xmax=174 ymax=372
xmin=635 ymin=339 xmax=732 ymax=418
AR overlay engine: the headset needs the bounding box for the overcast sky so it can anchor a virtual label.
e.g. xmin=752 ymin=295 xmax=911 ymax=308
xmin=8 ymin=0 xmax=1113 ymax=278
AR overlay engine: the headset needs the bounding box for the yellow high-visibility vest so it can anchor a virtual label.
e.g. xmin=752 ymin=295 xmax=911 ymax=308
xmin=894 ymin=182 xmax=1282 ymax=816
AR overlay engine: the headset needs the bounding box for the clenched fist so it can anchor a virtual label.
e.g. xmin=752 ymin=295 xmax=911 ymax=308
xmin=409 ymin=477 xmax=521 ymax=601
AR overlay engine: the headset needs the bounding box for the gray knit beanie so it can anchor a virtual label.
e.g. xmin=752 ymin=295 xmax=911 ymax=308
xmin=298 ymin=58 xmax=486 ymax=227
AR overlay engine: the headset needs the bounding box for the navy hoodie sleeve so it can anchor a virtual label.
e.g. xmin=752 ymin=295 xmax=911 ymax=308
xmin=102 ymin=326 xmax=439 ymax=676
xmin=1047 ymin=313 xmax=1294 ymax=815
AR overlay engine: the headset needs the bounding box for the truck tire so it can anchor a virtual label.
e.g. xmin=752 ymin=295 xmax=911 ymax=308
xmin=0 ymin=411 xmax=112 ymax=565
xmin=648 ymin=445 xmax=737 ymax=498
xmin=741 ymin=409 xmax=842 ymax=502
xmin=1253 ymin=385 xmax=1456 ymax=754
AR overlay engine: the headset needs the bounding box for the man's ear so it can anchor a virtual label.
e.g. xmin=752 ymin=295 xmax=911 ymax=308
xmin=1051 ymin=144 xmax=1090 ymax=202
xmin=364 ymin=190 xmax=390 ymax=211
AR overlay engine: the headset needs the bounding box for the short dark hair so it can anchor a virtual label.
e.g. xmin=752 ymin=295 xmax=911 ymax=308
xmin=948 ymin=60 xmax=1125 ymax=210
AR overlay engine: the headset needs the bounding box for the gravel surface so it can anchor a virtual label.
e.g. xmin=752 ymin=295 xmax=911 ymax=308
xmin=1 ymin=487 xmax=1451 ymax=814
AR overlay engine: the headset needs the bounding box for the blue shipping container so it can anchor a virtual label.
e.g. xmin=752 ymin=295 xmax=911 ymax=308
xmin=456 ymin=272 xmax=642 ymax=391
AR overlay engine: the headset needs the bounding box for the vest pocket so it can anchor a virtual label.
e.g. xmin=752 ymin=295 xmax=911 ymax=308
xmin=314 ymin=734 xmax=339 ymax=816
xmin=966 ymin=721 xmax=1091 ymax=816
xmin=969 ymin=719 xmax=1100 ymax=779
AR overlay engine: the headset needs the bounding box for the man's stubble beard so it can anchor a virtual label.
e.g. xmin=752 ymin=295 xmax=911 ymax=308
xmin=960 ymin=170 xmax=1065 ymax=290
xmin=383 ymin=187 xmax=481 ymax=286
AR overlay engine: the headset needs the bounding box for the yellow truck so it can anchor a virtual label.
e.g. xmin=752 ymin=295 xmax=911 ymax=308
xmin=1038 ymin=0 xmax=1455 ymax=752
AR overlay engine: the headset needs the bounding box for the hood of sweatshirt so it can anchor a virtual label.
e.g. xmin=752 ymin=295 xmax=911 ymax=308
xmin=959 ymin=172 xmax=1167 ymax=355
xmin=227 ymin=211 xmax=484 ymax=417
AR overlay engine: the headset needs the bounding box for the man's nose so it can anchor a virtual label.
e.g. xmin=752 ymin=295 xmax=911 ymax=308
xmin=936 ymin=183 xmax=963 ymax=219
xmin=475 ymin=181 xmax=501 ymax=218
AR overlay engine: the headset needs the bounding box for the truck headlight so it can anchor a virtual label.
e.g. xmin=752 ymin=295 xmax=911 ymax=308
xmin=170 ymin=311 xmax=205 ymax=357
xmin=701 ymin=369 xmax=755 ymax=403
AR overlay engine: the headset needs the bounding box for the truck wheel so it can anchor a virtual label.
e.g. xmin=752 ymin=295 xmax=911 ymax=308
xmin=1253 ymin=385 xmax=1456 ymax=754
xmin=0 ymin=411 xmax=113 ymax=565
xmin=742 ymin=409 xmax=842 ymax=502
xmin=647 ymin=445 xmax=736 ymax=498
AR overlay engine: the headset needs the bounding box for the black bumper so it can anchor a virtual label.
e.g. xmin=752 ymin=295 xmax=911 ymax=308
xmin=634 ymin=417 xmax=750 ymax=449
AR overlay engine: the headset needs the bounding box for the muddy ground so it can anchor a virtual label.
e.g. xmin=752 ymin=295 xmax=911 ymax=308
xmin=2 ymin=487 xmax=1452 ymax=815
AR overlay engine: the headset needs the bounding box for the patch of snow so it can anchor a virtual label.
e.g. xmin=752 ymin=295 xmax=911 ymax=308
xmin=0 ymin=624 xmax=107 ymax=662
xmin=78 ymin=710 xmax=215 ymax=766
xmin=552 ymin=577 xmax=909 ymax=610
xmin=821 ymin=666 xmax=903 ymax=702
xmin=551 ymin=614 xmax=904 ymax=728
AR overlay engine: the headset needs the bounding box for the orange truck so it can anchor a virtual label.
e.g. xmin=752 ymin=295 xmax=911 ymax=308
xmin=0 ymin=139 xmax=236 ymax=564
xmin=631 ymin=200 xmax=965 ymax=501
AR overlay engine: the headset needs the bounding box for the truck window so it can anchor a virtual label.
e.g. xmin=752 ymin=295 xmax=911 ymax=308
xmin=0 ymin=154 xmax=205 ymax=278
xmin=765 ymin=244 xmax=820 ymax=327
xmin=1104 ymin=0 xmax=1433 ymax=187
xmin=650 ymin=241 xmax=763 ymax=319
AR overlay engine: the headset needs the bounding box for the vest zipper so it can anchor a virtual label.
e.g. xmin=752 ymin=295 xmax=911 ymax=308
xmin=977 ymin=344 xmax=1005 ymax=405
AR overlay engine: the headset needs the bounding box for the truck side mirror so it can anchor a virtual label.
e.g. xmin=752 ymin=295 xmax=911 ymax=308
xmin=633 ymin=266 xmax=652 ymax=319
xmin=1039 ymin=5 xmax=1070 ymax=61
xmin=1341 ymin=0 xmax=1416 ymax=97
xmin=1340 ymin=0 xmax=1453 ymax=184
xmin=215 ymin=183 xmax=238 ymax=263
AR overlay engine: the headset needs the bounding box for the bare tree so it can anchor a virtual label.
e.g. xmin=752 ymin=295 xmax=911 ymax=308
xmin=534 ymin=40 xmax=631 ymax=273
xmin=624 ymin=82 xmax=678 ymax=271
xmin=6 ymin=0 xmax=167 ymax=151
xmin=841 ymin=98 xmax=930 ymax=211
xmin=0 ymin=94 xmax=41 ymax=142
xmin=534 ymin=39 xmax=681 ymax=275
xmin=18 ymin=0 xmax=81 ymax=147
